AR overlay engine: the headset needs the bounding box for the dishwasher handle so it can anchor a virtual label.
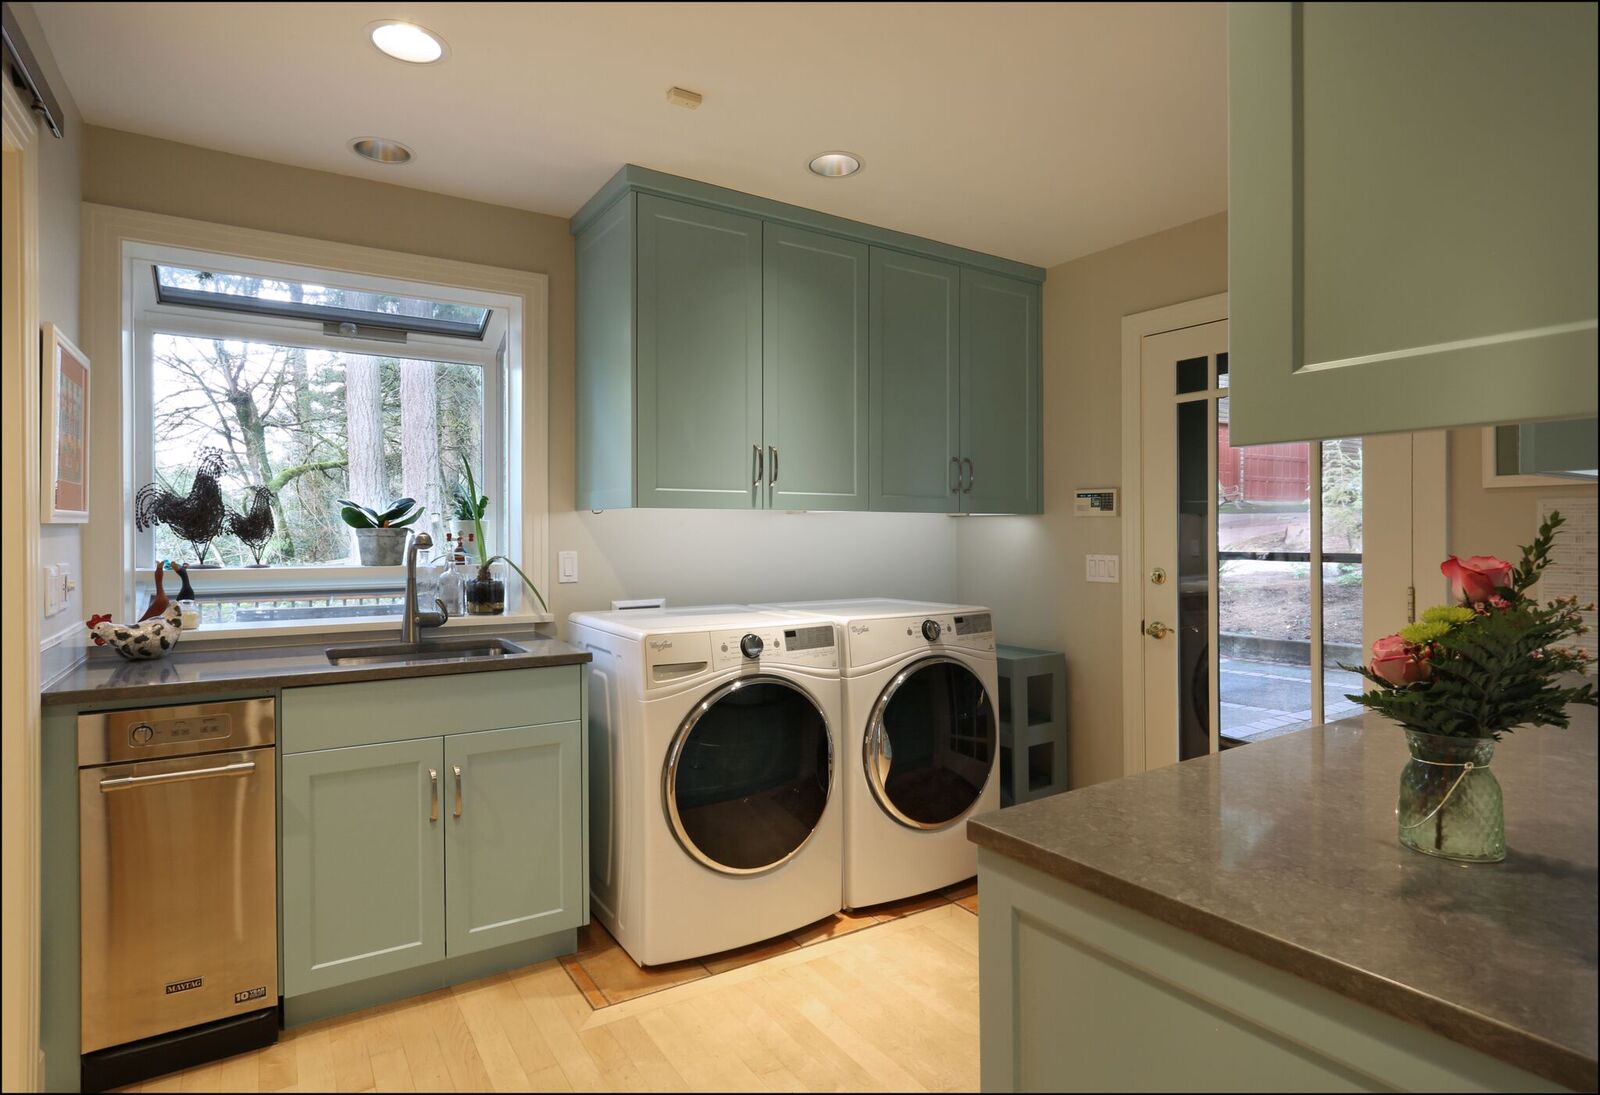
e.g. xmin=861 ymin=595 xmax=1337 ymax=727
xmin=99 ymin=760 xmax=257 ymax=792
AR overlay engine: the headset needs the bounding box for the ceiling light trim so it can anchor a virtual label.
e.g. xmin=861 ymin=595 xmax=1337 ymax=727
xmin=367 ymin=20 xmax=448 ymax=64
xmin=808 ymin=151 xmax=863 ymax=178
xmin=349 ymin=136 xmax=415 ymax=165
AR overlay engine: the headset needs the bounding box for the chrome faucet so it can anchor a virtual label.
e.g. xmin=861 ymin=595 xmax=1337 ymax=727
xmin=402 ymin=531 xmax=449 ymax=643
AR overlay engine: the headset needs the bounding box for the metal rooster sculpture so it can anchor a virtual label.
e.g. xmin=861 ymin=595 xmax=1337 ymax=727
xmin=134 ymin=448 xmax=228 ymax=567
xmin=228 ymin=486 xmax=276 ymax=567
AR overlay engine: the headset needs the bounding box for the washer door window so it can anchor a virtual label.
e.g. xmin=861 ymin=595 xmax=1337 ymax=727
xmin=665 ymin=677 xmax=832 ymax=875
xmin=866 ymin=657 xmax=996 ymax=829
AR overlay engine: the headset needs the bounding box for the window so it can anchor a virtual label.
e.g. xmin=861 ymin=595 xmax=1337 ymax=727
xmin=129 ymin=246 xmax=523 ymax=626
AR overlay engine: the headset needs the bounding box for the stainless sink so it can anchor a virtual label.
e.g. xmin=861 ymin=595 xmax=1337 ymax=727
xmin=325 ymin=637 xmax=528 ymax=667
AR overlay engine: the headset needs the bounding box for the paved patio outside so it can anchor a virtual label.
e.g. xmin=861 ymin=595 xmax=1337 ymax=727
xmin=1220 ymin=657 xmax=1365 ymax=743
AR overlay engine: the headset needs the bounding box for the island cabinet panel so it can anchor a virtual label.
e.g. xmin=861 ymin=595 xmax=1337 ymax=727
xmin=1228 ymin=2 xmax=1598 ymax=444
xmin=281 ymin=738 xmax=446 ymax=996
xmin=762 ymin=224 xmax=870 ymax=510
xmin=444 ymin=722 xmax=584 ymax=957
xmin=976 ymin=851 xmax=1564 ymax=1094
xmin=636 ymin=193 xmax=765 ymax=509
xmin=960 ymin=270 xmax=1041 ymax=515
xmin=870 ymin=248 xmax=961 ymax=513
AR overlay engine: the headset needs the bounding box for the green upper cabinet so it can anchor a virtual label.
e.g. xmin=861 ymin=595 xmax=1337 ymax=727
xmin=281 ymin=738 xmax=446 ymax=997
xmin=636 ymin=194 xmax=765 ymax=508
xmin=960 ymin=270 xmax=1042 ymax=514
xmin=444 ymin=722 xmax=584 ymax=957
xmin=572 ymin=165 xmax=1046 ymax=514
xmin=871 ymin=249 xmax=961 ymax=512
xmin=1228 ymin=2 xmax=1599 ymax=445
xmin=764 ymin=225 xmax=870 ymax=510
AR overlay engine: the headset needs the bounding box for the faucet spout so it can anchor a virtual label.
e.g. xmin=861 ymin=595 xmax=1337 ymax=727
xmin=402 ymin=531 xmax=448 ymax=643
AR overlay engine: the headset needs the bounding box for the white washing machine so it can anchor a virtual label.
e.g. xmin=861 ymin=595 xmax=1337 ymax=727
xmin=567 ymin=605 xmax=843 ymax=966
xmin=761 ymin=598 xmax=1000 ymax=909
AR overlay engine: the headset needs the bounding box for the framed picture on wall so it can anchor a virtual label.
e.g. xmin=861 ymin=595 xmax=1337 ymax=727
xmin=42 ymin=322 xmax=90 ymax=523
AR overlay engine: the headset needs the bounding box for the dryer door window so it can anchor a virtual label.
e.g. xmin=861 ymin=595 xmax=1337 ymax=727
xmin=865 ymin=657 xmax=996 ymax=829
xmin=665 ymin=677 xmax=833 ymax=875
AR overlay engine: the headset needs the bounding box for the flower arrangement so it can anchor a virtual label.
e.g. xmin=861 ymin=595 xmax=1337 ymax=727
xmin=1345 ymin=511 xmax=1597 ymax=739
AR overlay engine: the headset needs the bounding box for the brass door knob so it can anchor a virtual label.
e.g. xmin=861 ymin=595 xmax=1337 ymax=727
xmin=1150 ymin=567 xmax=1167 ymax=585
xmin=1145 ymin=621 xmax=1172 ymax=639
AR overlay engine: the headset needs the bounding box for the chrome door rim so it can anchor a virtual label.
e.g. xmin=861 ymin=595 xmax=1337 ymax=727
xmin=864 ymin=655 xmax=996 ymax=831
xmin=662 ymin=674 xmax=834 ymax=877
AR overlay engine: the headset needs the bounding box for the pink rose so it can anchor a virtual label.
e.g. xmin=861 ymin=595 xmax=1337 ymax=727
xmin=1440 ymin=555 xmax=1514 ymax=604
xmin=1370 ymin=634 xmax=1430 ymax=686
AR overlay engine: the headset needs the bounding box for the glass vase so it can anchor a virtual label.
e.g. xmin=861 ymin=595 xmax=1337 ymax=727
xmin=1397 ymin=730 xmax=1504 ymax=863
xmin=465 ymin=562 xmax=505 ymax=617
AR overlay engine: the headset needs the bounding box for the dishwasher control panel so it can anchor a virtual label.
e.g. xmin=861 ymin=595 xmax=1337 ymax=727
xmin=79 ymin=698 xmax=276 ymax=765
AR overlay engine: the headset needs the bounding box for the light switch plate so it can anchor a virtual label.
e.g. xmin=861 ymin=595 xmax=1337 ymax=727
xmin=1086 ymin=554 xmax=1120 ymax=584
xmin=43 ymin=565 xmax=60 ymax=614
xmin=557 ymin=551 xmax=579 ymax=584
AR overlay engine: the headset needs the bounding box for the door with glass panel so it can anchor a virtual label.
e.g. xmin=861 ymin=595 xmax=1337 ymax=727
xmin=1139 ymin=320 xmax=1364 ymax=768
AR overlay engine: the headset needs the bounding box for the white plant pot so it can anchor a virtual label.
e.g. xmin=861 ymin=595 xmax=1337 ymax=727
xmin=353 ymin=527 xmax=410 ymax=566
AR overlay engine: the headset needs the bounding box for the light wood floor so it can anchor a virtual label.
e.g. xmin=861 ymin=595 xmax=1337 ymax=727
xmin=118 ymin=903 xmax=980 ymax=1093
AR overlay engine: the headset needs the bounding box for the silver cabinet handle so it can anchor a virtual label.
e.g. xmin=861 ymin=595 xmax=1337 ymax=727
xmin=962 ymin=457 xmax=974 ymax=494
xmin=768 ymin=445 xmax=778 ymax=486
xmin=752 ymin=443 xmax=763 ymax=487
xmin=428 ymin=768 xmax=439 ymax=821
xmin=99 ymin=760 xmax=255 ymax=792
xmin=452 ymin=764 xmax=463 ymax=818
xmin=950 ymin=457 xmax=962 ymax=493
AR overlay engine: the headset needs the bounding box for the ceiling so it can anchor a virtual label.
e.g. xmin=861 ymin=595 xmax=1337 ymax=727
xmin=34 ymin=2 xmax=1226 ymax=268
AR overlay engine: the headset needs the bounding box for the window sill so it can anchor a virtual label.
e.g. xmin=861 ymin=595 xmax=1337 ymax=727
xmin=171 ymin=611 xmax=553 ymax=646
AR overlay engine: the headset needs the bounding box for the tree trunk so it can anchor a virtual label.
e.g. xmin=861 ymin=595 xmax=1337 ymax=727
xmin=400 ymin=361 xmax=440 ymax=537
xmin=345 ymin=357 xmax=387 ymax=509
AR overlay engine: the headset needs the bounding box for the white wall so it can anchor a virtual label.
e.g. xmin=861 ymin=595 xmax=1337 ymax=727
xmin=13 ymin=2 xmax=85 ymax=681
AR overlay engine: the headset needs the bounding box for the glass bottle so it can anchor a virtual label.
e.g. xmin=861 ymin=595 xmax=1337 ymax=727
xmin=436 ymin=534 xmax=466 ymax=617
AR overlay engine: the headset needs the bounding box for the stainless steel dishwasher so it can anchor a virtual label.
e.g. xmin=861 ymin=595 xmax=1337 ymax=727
xmin=78 ymin=698 xmax=279 ymax=1091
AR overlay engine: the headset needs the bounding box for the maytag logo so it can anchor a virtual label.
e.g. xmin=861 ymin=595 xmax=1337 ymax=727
xmin=165 ymin=977 xmax=202 ymax=995
xmin=234 ymin=986 xmax=268 ymax=1004
xmin=648 ymin=639 xmax=673 ymax=651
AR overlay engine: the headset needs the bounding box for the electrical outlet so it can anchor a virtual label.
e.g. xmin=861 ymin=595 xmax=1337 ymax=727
xmin=1086 ymin=554 xmax=1120 ymax=584
xmin=558 ymin=550 xmax=579 ymax=584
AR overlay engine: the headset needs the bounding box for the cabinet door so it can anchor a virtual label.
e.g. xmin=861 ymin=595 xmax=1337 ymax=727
xmin=281 ymin=738 xmax=445 ymax=996
xmin=636 ymin=194 xmax=764 ymax=508
xmin=1228 ymin=2 xmax=1598 ymax=444
xmin=960 ymin=269 xmax=1042 ymax=514
xmin=870 ymin=249 xmax=960 ymax=512
xmin=444 ymin=722 xmax=584 ymax=957
xmin=762 ymin=224 xmax=870 ymax=510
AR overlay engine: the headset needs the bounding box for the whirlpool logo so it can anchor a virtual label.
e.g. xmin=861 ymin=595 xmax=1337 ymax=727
xmin=849 ymin=624 xmax=871 ymax=635
xmin=648 ymin=639 xmax=673 ymax=651
xmin=165 ymin=977 xmax=202 ymax=995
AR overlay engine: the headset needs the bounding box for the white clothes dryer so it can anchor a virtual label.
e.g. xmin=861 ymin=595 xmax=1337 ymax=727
xmin=760 ymin=599 xmax=1000 ymax=909
xmin=567 ymin=605 xmax=843 ymax=965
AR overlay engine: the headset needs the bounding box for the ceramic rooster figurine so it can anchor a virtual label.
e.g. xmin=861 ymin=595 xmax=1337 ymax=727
xmin=86 ymin=603 xmax=185 ymax=660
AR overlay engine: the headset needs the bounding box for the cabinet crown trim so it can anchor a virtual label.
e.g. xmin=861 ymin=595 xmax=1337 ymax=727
xmin=570 ymin=164 xmax=1047 ymax=285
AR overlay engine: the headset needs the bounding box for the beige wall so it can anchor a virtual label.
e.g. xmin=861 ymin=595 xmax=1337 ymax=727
xmin=14 ymin=2 xmax=86 ymax=673
xmin=82 ymin=127 xmax=958 ymax=628
xmin=1447 ymin=427 xmax=1596 ymax=560
xmin=956 ymin=213 xmax=1229 ymax=788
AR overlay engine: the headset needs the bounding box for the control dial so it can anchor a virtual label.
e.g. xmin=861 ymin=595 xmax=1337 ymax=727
xmin=739 ymin=633 xmax=765 ymax=660
xmin=129 ymin=723 xmax=155 ymax=745
xmin=921 ymin=619 xmax=942 ymax=642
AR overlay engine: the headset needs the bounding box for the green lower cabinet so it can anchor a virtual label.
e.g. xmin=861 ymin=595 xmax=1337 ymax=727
xmin=444 ymin=722 xmax=584 ymax=956
xmin=281 ymin=738 xmax=446 ymax=997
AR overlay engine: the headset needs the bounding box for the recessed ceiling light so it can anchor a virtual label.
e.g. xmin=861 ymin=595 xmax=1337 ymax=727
xmin=349 ymin=137 xmax=414 ymax=165
xmin=808 ymin=151 xmax=862 ymax=178
xmin=368 ymin=20 xmax=447 ymax=64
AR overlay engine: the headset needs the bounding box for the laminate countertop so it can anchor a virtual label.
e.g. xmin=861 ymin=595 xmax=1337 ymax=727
xmin=42 ymin=631 xmax=590 ymax=707
xmin=968 ymin=710 xmax=1599 ymax=1090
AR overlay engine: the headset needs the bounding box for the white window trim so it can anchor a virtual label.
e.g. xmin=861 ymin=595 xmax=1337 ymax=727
xmin=84 ymin=204 xmax=551 ymax=636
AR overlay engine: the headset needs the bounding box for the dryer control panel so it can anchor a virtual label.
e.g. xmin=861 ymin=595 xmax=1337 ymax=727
xmin=711 ymin=625 xmax=838 ymax=671
xmin=846 ymin=612 xmax=996 ymax=665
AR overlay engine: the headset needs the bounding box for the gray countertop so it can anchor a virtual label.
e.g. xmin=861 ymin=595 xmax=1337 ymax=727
xmin=968 ymin=710 xmax=1598 ymax=1090
xmin=42 ymin=631 xmax=590 ymax=706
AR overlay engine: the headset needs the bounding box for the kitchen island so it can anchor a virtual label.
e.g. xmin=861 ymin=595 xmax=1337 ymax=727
xmin=967 ymin=712 xmax=1598 ymax=1092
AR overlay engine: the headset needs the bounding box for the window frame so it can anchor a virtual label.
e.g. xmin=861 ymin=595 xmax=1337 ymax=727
xmin=84 ymin=205 xmax=550 ymax=636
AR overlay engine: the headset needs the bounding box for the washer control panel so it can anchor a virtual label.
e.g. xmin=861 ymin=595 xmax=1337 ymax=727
xmin=711 ymin=625 xmax=838 ymax=670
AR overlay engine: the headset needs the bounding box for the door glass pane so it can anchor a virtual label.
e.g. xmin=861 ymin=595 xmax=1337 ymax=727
xmin=1217 ymin=396 xmax=1314 ymax=743
xmin=1176 ymin=399 xmax=1212 ymax=760
xmin=1321 ymin=438 xmax=1365 ymax=723
xmin=874 ymin=661 xmax=996 ymax=826
xmin=669 ymin=680 xmax=830 ymax=873
xmin=1175 ymin=355 xmax=1209 ymax=395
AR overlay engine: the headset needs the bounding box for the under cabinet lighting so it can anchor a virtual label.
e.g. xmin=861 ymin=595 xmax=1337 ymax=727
xmin=369 ymin=21 xmax=447 ymax=64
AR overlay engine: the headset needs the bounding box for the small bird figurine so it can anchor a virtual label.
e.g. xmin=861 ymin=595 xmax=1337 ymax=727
xmin=87 ymin=602 xmax=185 ymax=660
xmin=227 ymin=486 xmax=276 ymax=567
xmin=134 ymin=448 xmax=228 ymax=566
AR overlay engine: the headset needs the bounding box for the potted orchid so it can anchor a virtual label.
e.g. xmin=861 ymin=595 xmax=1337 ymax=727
xmin=1344 ymin=512 xmax=1596 ymax=862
